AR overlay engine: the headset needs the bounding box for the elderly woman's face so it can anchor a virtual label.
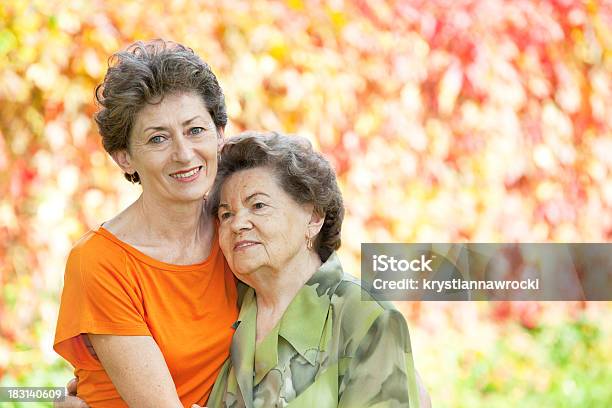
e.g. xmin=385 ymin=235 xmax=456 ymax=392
xmin=115 ymin=92 xmax=220 ymax=204
xmin=217 ymin=166 xmax=314 ymax=278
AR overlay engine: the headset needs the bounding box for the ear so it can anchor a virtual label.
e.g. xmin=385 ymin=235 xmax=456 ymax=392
xmin=307 ymin=208 xmax=325 ymax=239
xmin=111 ymin=150 xmax=136 ymax=175
xmin=217 ymin=127 xmax=225 ymax=153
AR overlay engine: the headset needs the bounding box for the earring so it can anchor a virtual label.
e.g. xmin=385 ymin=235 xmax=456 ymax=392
xmin=128 ymin=173 xmax=137 ymax=183
xmin=306 ymin=235 xmax=314 ymax=250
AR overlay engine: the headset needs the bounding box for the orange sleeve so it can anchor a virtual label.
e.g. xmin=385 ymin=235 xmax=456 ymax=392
xmin=54 ymin=234 xmax=151 ymax=370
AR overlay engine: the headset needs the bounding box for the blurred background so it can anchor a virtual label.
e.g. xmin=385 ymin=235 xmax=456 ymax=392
xmin=1 ymin=0 xmax=611 ymax=407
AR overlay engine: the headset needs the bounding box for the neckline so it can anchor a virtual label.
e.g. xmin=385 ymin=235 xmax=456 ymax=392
xmin=95 ymin=225 xmax=220 ymax=272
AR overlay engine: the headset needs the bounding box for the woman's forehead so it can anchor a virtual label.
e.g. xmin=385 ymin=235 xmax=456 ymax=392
xmin=134 ymin=92 xmax=212 ymax=128
xmin=221 ymin=168 xmax=280 ymax=197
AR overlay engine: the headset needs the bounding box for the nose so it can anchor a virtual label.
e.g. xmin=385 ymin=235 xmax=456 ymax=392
xmin=172 ymin=135 xmax=195 ymax=163
xmin=230 ymin=209 xmax=252 ymax=233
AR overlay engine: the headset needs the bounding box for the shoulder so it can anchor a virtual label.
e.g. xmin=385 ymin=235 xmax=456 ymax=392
xmin=331 ymin=262 xmax=408 ymax=355
xmin=69 ymin=228 xmax=124 ymax=261
xmin=332 ymin=270 xmax=397 ymax=317
xmin=314 ymin=253 xmax=397 ymax=317
xmin=66 ymin=228 xmax=129 ymax=284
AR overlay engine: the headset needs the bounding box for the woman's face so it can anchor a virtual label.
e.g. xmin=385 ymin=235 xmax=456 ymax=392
xmin=114 ymin=92 xmax=220 ymax=205
xmin=217 ymin=166 xmax=315 ymax=278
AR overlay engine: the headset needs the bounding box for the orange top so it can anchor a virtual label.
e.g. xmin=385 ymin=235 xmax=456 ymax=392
xmin=54 ymin=226 xmax=238 ymax=407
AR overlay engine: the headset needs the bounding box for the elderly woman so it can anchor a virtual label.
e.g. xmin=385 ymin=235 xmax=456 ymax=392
xmin=54 ymin=40 xmax=238 ymax=407
xmin=205 ymin=131 xmax=423 ymax=407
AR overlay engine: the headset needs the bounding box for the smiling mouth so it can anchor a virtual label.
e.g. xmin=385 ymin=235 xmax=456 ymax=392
xmin=169 ymin=166 xmax=203 ymax=179
xmin=234 ymin=241 xmax=260 ymax=251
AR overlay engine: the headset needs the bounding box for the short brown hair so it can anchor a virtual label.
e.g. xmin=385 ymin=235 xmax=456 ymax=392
xmin=208 ymin=131 xmax=344 ymax=262
xmin=94 ymin=39 xmax=227 ymax=183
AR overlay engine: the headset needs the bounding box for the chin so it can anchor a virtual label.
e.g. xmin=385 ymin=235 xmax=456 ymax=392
xmin=173 ymin=194 xmax=207 ymax=204
xmin=231 ymin=260 xmax=261 ymax=277
xmin=168 ymin=178 xmax=213 ymax=200
xmin=172 ymin=186 xmax=209 ymax=202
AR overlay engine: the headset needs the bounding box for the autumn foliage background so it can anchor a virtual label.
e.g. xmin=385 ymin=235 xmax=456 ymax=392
xmin=1 ymin=1 xmax=612 ymax=407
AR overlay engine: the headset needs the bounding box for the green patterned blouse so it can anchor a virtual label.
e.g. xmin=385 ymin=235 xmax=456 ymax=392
xmin=207 ymin=252 xmax=420 ymax=408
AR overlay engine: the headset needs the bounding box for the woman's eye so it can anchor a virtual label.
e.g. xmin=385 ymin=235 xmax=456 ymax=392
xmin=218 ymin=212 xmax=231 ymax=221
xmin=149 ymin=135 xmax=166 ymax=144
xmin=253 ymin=202 xmax=266 ymax=210
xmin=189 ymin=127 xmax=204 ymax=135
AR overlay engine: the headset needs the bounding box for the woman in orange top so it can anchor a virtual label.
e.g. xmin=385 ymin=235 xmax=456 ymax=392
xmin=53 ymin=40 xmax=238 ymax=407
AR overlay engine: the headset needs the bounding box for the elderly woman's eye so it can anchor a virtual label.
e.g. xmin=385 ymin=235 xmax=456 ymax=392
xmin=218 ymin=212 xmax=231 ymax=221
xmin=253 ymin=202 xmax=266 ymax=210
xmin=189 ymin=127 xmax=204 ymax=135
xmin=149 ymin=135 xmax=166 ymax=144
